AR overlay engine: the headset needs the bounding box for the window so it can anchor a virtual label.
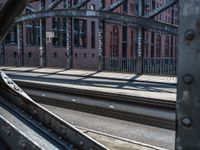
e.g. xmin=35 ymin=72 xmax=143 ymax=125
xmin=26 ymin=20 xmax=41 ymax=46
xmin=156 ymin=35 xmax=161 ymax=57
xmin=170 ymin=36 xmax=174 ymax=57
xmin=122 ymin=25 xmax=127 ymax=58
xmin=123 ymin=1 xmax=128 ymax=12
xmin=131 ymin=30 xmax=135 ymax=57
xmin=152 ymin=0 xmax=156 ymax=10
xmin=151 ymin=31 xmax=155 ymax=57
xmin=74 ymin=0 xmax=78 ymax=5
xmin=74 ymin=18 xmax=87 ymax=48
xmin=165 ymin=36 xmax=170 ymax=57
xmin=91 ymin=4 xmax=95 ymax=10
xmin=110 ymin=26 xmax=119 ymax=57
xmin=52 ymin=17 xmax=66 ymax=47
xmin=91 ymin=21 xmax=95 ymax=49
xmin=5 ymin=25 xmax=17 ymax=44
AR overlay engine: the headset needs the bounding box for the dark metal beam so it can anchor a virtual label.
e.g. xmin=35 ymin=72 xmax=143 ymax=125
xmin=71 ymin=0 xmax=91 ymax=9
xmin=0 ymin=0 xmax=29 ymax=42
xmin=15 ymin=9 xmax=178 ymax=35
xmin=144 ymin=0 xmax=178 ymax=19
xmin=0 ymin=71 xmax=108 ymax=150
xmin=26 ymin=5 xmax=36 ymax=12
xmin=103 ymin=0 xmax=127 ymax=11
xmin=176 ymin=0 xmax=200 ymax=149
xmin=46 ymin=0 xmax=62 ymax=10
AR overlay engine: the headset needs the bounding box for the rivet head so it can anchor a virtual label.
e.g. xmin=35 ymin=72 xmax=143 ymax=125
xmin=185 ymin=30 xmax=195 ymax=40
xmin=7 ymin=80 xmax=13 ymax=84
xmin=79 ymin=141 xmax=84 ymax=146
xmin=183 ymin=74 xmax=193 ymax=84
xmin=58 ymin=136 xmax=63 ymax=140
xmin=197 ymin=19 xmax=200 ymax=25
xmin=14 ymin=85 xmax=20 ymax=91
xmin=182 ymin=117 xmax=192 ymax=127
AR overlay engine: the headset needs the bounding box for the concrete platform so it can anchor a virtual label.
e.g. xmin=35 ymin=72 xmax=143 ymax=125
xmin=0 ymin=67 xmax=177 ymax=84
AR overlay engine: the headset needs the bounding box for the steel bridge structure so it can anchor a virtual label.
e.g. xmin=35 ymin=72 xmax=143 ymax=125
xmin=0 ymin=0 xmax=200 ymax=149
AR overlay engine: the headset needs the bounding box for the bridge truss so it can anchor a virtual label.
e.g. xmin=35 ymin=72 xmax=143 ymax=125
xmin=0 ymin=0 xmax=199 ymax=149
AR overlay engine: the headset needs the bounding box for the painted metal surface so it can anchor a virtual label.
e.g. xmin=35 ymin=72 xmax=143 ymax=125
xmin=176 ymin=0 xmax=200 ymax=149
xmin=144 ymin=0 xmax=178 ymax=19
xmin=0 ymin=70 xmax=108 ymax=149
xmin=15 ymin=9 xmax=178 ymax=35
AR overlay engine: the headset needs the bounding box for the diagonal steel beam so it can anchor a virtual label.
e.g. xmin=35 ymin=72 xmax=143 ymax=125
xmin=71 ymin=0 xmax=91 ymax=9
xmin=144 ymin=0 xmax=178 ymax=19
xmin=26 ymin=4 xmax=36 ymax=12
xmin=46 ymin=0 xmax=62 ymax=10
xmin=0 ymin=0 xmax=29 ymax=42
xmin=103 ymin=0 xmax=127 ymax=11
xmin=15 ymin=9 xmax=178 ymax=35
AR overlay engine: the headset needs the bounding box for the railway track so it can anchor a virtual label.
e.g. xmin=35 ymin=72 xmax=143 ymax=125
xmin=13 ymin=78 xmax=176 ymax=130
xmin=0 ymin=70 xmax=108 ymax=149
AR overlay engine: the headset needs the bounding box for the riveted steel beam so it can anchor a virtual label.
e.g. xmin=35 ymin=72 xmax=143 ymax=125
xmin=144 ymin=0 xmax=178 ymax=19
xmin=46 ymin=0 xmax=62 ymax=10
xmin=71 ymin=0 xmax=91 ymax=9
xmin=103 ymin=0 xmax=127 ymax=11
xmin=0 ymin=70 xmax=108 ymax=150
xmin=15 ymin=9 xmax=178 ymax=35
xmin=176 ymin=0 xmax=200 ymax=149
xmin=0 ymin=0 xmax=29 ymax=42
xmin=26 ymin=5 xmax=37 ymax=12
xmin=17 ymin=23 xmax=24 ymax=66
xmin=66 ymin=0 xmax=72 ymax=69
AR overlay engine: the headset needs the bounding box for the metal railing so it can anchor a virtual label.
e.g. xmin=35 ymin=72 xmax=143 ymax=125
xmin=104 ymin=57 xmax=177 ymax=76
xmin=104 ymin=57 xmax=139 ymax=73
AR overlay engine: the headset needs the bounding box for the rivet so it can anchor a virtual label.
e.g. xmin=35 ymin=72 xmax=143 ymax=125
xmin=184 ymin=30 xmax=195 ymax=40
xmin=183 ymin=74 xmax=194 ymax=84
xmin=69 ymin=144 xmax=75 ymax=148
xmin=197 ymin=19 xmax=200 ymax=25
xmin=33 ymin=110 xmax=37 ymax=115
xmin=58 ymin=136 xmax=63 ymax=140
xmin=176 ymin=146 xmax=183 ymax=150
xmin=21 ymin=143 xmax=26 ymax=149
xmin=7 ymin=80 xmax=13 ymax=84
xmin=6 ymin=130 xmax=11 ymax=136
xmin=38 ymin=122 xmax=42 ymax=126
xmin=79 ymin=141 xmax=84 ymax=146
xmin=182 ymin=117 xmax=192 ymax=127
xmin=48 ymin=129 xmax=52 ymax=133
xmin=62 ymin=129 xmax=66 ymax=135
xmin=14 ymin=85 xmax=20 ymax=91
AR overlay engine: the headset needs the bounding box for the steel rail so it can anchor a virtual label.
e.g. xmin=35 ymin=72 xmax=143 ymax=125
xmin=0 ymin=71 xmax=108 ymax=150
xmin=13 ymin=79 xmax=175 ymax=130
xmin=15 ymin=9 xmax=178 ymax=35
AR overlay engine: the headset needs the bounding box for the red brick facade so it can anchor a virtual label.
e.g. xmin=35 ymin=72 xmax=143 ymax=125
xmin=0 ymin=0 xmax=178 ymax=70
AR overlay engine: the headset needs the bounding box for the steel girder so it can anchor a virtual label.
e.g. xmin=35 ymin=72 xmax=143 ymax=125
xmin=46 ymin=0 xmax=62 ymax=10
xmin=144 ymin=0 xmax=178 ymax=19
xmin=0 ymin=0 xmax=29 ymax=42
xmin=15 ymin=9 xmax=178 ymax=35
xmin=103 ymin=0 xmax=127 ymax=11
xmin=176 ymin=0 xmax=200 ymax=149
xmin=71 ymin=0 xmax=91 ymax=9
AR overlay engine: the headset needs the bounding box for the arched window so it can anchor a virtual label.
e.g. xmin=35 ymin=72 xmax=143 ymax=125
xmin=165 ymin=36 xmax=169 ymax=57
xmin=110 ymin=26 xmax=119 ymax=57
xmin=156 ymin=35 xmax=161 ymax=57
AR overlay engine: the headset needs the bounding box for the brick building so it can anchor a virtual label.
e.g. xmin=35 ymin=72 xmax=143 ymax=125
xmin=0 ymin=0 xmax=178 ymax=72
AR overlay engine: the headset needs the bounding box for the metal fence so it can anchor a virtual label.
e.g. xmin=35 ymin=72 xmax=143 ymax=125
xmin=104 ymin=57 xmax=177 ymax=76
